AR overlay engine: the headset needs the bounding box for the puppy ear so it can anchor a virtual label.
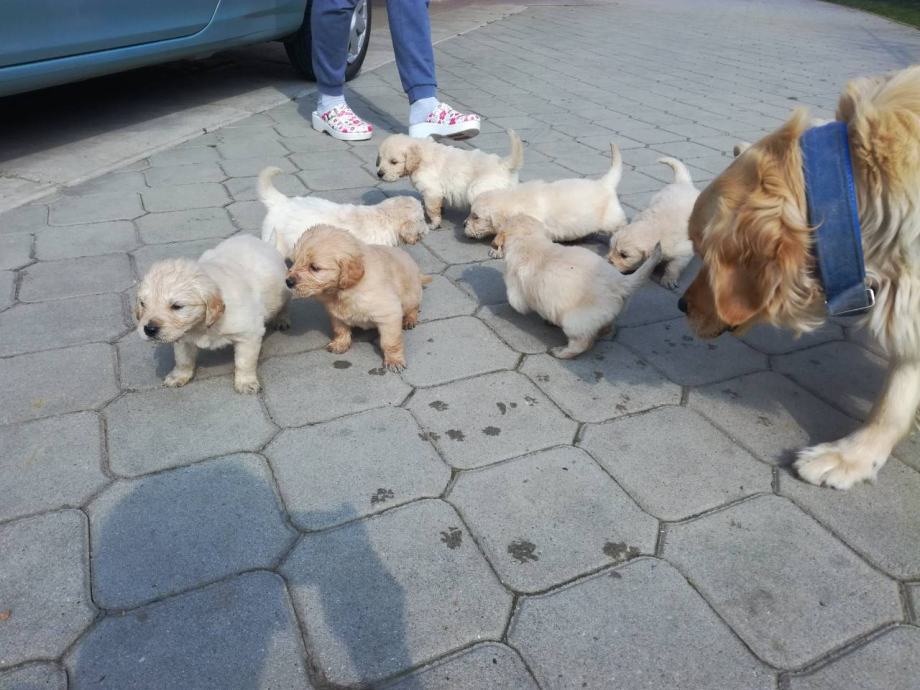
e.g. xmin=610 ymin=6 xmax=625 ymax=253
xmin=338 ymin=255 xmax=365 ymax=290
xmin=732 ymin=142 xmax=751 ymax=157
xmin=205 ymin=292 xmax=225 ymax=327
xmin=405 ymin=144 xmax=422 ymax=174
xmin=133 ymin=297 xmax=143 ymax=323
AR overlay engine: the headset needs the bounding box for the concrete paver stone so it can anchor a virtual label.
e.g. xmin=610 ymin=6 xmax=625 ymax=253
xmin=380 ymin=642 xmax=538 ymax=690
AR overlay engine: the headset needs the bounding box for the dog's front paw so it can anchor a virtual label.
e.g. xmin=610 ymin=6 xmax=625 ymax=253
xmin=550 ymin=346 xmax=578 ymax=360
xmin=326 ymin=339 xmax=351 ymax=354
xmin=272 ymin=313 xmax=292 ymax=331
xmin=234 ymin=376 xmax=261 ymax=394
xmin=794 ymin=442 xmax=881 ymax=490
xmin=164 ymin=369 xmax=194 ymax=388
xmin=384 ymin=356 xmax=406 ymax=372
xmin=654 ymin=273 xmax=680 ymax=290
xmin=428 ymin=218 xmax=442 ymax=230
xmin=488 ymin=247 xmax=504 ymax=259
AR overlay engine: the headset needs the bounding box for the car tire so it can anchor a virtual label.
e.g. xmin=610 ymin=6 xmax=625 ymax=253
xmin=284 ymin=0 xmax=372 ymax=83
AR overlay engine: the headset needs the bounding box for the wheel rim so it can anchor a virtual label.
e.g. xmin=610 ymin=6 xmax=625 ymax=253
xmin=346 ymin=0 xmax=368 ymax=65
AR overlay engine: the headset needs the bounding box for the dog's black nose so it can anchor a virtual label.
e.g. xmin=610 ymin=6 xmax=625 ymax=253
xmin=285 ymin=277 xmax=296 ymax=289
xmin=376 ymin=170 xmax=384 ymax=179
xmin=143 ymin=323 xmax=159 ymax=337
xmin=677 ymin=297 xmax=688 ymax=314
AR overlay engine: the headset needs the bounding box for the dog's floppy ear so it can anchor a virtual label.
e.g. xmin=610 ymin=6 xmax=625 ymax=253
xmin=404 ymin=144 xmax=422 ymax=174
xmin=133 ymin=296 xmax=143 ymax=323
xmin=338 ymin=254 xmax=365 ymax=290
xmin=205 ymin=292 xmax=225 ymax=327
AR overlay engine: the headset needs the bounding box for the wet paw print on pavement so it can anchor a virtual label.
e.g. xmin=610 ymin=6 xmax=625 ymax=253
xmin=370 ymin=488 xmax=394 ymax=505
xmin=508 ymin=539 xmax=539 ymax=564
xmin=440 ymin=526 xmax=463 ymax=549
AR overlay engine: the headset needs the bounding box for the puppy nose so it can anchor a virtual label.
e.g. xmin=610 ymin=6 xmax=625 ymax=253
xmin=677 ymin=297 xmax=688 ymax=314
xmin=143 ymin=323 xmax=159 ymax=337
xmin=285 ymin=277 xmax=296 ymax=289
xmin=376 ymin=170 xmax=384 ymax=179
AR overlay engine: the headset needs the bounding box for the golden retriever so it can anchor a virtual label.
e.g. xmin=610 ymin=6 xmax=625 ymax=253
xmin=375 ymin=129 xmax=523 ymax=228
xmin=464 ymin=144 xmax=626 ymax=257
xmin=135 ymin=235 xmax=290 ymax=393
xmin=495 ymin=214 xmax=660 ymax=358
xmin=258 ymin=167 xmax=428 ymax=258
xmin=286 ymin=225 xmax=431 ymax=371
xmin=608 ymin=157 xmax=699 ymax=289
xmin=680 ymin=65 xmax=920 ymax=489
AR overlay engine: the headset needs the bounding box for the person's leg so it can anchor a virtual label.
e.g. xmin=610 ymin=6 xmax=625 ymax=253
xmin=386 ymin=0 xmax=481 ymax=139
xmin=310 ymin=0 xmax=373 ymax=140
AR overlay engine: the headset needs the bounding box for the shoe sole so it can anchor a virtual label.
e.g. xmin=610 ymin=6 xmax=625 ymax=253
xmin=408 ymin=121 xmax=481 ymax=140
xmin=312 ymin=112 xmax=373 ymax=141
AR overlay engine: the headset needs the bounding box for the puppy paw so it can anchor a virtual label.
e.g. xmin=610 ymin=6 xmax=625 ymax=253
xmin=234 ymin=376 xmax=261 ymax=394
xmin=488 ymin=247 xmax=504 ymax=259
xmin=384 ymin=357 xmax=407 ymax=372
xmin=428 ymin=218 xmax=442 ymax=230
xmin=164 ymin=369 xmax=194 ymax=388
xmin=550 ymin=346 xmax=578 ymax=360
xmin=272 ymin=313 xmax=292 ymax=331
xmin=402 ymin=315 xmax=418 ymax=330
xmin=654 ymin=274 xmax=680 ymax=290
xmin=326 ymin=340 xmax=351 ymax=354
xmin=794 ymin=442 xmax=881 ymax=490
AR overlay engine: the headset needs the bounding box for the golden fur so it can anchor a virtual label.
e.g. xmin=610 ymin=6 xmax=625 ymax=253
xmin=465 ymin=144 xmax=626 ymax=257
xmin=496 ymin=214 xmax=660 ymax=359
xmin=286 ymin=225 xmax=431 ymax=371
xmin=681 ymin=65 xmax=920 ymax=489
xmin=135 ymin=235 xmax=290 ymax=393
xmin=376 ymin=130 xmax=523 ymax=228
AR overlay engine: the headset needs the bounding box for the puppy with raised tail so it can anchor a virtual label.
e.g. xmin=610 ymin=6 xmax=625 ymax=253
xmin=608 ymin=157 xmax=699 ymax=289
xmin=258 ymin=167 xmax=428 ymax=258
xmin=135 ymin=235 xmax=290 ymax=393
xmin=375 ymin=129 xmax=523 ymax=228
xmin=286 ymin=225 xmax=431 ymax=371
xmin=495 ymin=214 xmax=660 ymax=359
xmin=465 ymin=144 xmax=626 ymax=257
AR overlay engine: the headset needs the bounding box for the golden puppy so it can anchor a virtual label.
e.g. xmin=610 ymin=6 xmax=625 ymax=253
xmin=465 ymin=144 xmax=626 ymax=257
xmin=680 ymin=65 xmax=920 ymax=489
xmin=375 ymin=129 xmax=523 ymax=228
xmin=135 ymin=235 xmax=290 ymax=393
xmin=609 ymin=157 xmax=699 ymax=289
xmin=258 ymin=167 xmax=428 ymax=257
xmin=286 ymin=225 xmax=431 ymax=371
xmin=495 ymin=214 xmax=660 ymax=359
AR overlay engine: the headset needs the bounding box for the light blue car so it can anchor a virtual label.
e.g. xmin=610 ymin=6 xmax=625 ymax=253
xmin=0 ymin=0 xmax=371 ymax=97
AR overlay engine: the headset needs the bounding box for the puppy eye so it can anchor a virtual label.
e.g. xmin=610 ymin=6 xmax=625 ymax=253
xmin=619 ymin=251 xmax=629 ymax=259
xmin=170 ymin=303 xmax=183 ymax=311
xmin=309 ymin=263 xmax=320 ymax=272
xmin=470 ymin=213 xmax=479 ymax=221
xmin=138 ymin=300 xmax=145 ymax=308
xmin=284 ymin=258 xmax=293 ymax=269
xmin=390 ymin=158 xmax=398 ymax=165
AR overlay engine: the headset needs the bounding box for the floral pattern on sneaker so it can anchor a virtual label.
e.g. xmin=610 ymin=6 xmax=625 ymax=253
xmin=425 ymin=102 xmax=480 ymax=127
xmin=319 ymin=104 xmax=373 ymax=135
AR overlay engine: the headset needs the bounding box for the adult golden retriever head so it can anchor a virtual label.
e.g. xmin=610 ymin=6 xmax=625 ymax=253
xmin=680 ymin=110 xmax=824 ymax=338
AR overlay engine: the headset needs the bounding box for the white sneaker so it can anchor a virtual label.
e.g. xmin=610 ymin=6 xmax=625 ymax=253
xmin=311 ymin=103 xmax=373 ymax=141
xmin=408 ymin=102 xmax=481 ymax=140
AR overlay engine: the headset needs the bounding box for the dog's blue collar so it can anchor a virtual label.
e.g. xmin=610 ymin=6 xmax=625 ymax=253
xmin=800 ymin=121 xmax=875 ymax=316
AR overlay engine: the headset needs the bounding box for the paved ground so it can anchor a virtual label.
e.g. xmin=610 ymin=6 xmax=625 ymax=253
xmin=2 ymin=1 xmax=920 ymax=688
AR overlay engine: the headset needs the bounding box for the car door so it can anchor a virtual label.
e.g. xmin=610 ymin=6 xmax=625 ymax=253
xmin=0 ymin=0 xmax=222 ymax=67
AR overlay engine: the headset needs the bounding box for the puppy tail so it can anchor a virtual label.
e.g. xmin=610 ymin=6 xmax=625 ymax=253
xmin=420 ymin=274 xmax=434 ymax=286
xmin=621 ymin=243 xmax=663 ymax=291
xmin=503 ymin=129 xmax=524 ymax=172
xmin=602 ymin=143 xmax=623 ymax=190
xmin=268 ymin=229 xmax=290 ymax=258
xmin=657 ymin=157 xmax=693 ymax=185
xmin=257 ymin=166 xmax=287 ymax=208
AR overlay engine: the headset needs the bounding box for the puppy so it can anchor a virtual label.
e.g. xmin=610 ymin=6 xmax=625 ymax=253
xmin=680 ymin=65 xmax=920 ymax=489
xmin=465 ymin=144 xmax=626 ymax=257
xmin=286 ymin=225 xmax=431 ymax=371
xmin=495 ymin=214 xmax=660 ymax=359
xmin=258 ymin=167 xmax=428 ymax=257
xmin=135 ymin=234 xmax=290 ymax=394
xmin=608 ymin=157 xmax=699 ymax=289
xmin=376 ymin=129 xmax=523 ymax=228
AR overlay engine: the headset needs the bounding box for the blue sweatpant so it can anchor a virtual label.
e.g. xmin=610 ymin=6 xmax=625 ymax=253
xmin=311 ymin=0 xmax=437 ymax=102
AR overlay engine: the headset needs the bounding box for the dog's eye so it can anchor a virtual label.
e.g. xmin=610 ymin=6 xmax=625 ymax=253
xmin=309 ymin=263 xmax=320 ymax=272
xmin=170 ymin=303 xmax=183 ymax=311
xmin=284 ymin=258 xmax=293 ymax=269
xmin=619 ymin=251 xmax=629 ymax=259
xmin=390 ymin=158 xmax=398 ymax=165
xmin=138 ymin=300 xmax=145 ymax=308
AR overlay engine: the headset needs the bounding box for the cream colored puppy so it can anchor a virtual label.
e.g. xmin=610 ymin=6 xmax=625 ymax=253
xmin=376 ymin=129 xmax=523 ymax=228
xmin=286 ymin=225 xmax=431 ymax=371
xmin=258 ymin=167 xmax=428 ymax=257
xmin=465 ymin=144 xmax=626 ymax=257
xmin=135 ymin=234 xmax=290 ymax=394
xmin=608 ymin=157 xmax=699 ymax=289
xmin=495 ymin=215 xmax=660 ymax=359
